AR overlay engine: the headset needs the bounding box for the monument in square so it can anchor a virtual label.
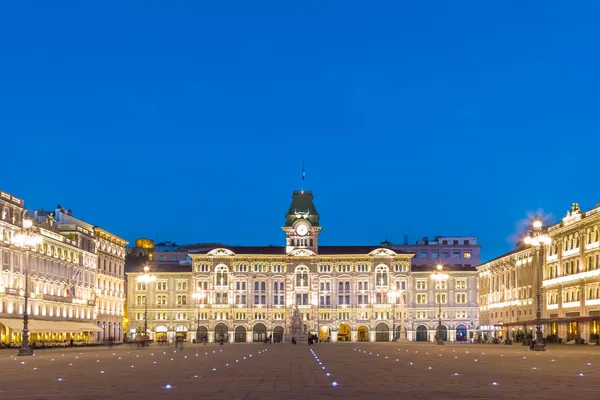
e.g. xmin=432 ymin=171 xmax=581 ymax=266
xmin=287 ymin=305 xmax=308 ymax=344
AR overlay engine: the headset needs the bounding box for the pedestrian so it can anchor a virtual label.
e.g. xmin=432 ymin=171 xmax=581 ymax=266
xmin=292 ymin=337 xmax=297 ymax=345
xmin=69 ymin=338 xmax=74 ymax=348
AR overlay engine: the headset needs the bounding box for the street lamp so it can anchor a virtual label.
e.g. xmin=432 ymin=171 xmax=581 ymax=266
xmin=12 ymin=219 xmax=42 ymax=357
xmin=192 ymin=291 xmax=206 ymax=342
xmin=136 ymin=266 xmax=156 ymax=343
xmin=432 ymin=264 xmax=448 ymax=345
xmin=524 ymin=217 xmax=551 ymax=352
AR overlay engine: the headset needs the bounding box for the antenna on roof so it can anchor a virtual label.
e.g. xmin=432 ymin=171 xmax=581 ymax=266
xmin=301 ymin=158 xmax=305 ymax=192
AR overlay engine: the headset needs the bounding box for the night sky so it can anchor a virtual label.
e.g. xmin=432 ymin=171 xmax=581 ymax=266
xmin=2 ymin=1 xmax=599 ymax=262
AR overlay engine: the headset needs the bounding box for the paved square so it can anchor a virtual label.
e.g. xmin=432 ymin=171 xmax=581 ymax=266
xmin=0 ymin=343 xmax=599 ymax=399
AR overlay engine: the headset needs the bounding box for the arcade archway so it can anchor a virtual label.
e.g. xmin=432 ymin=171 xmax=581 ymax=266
xmin=456 ymin=324 xmax=467 ymax=342
xmin=214 ymin=323 xmax=228 ymax=342
xmin=357 ymin=325 xmax=369 ymax=342
xmin=338 ymin=323 xmax=351 ymax=342
xmin=416 ymin=325 xmax=428 ymax=342
xmin=253 ymin=323 xmax=267 ymax=342
xmin=375 ymin=322 xmax=389 ymax=342
xmin=273 ymin=326 xmax=284 ymax=343
xmin=196 ymin=326 xmax=208 ymax=343
xmin=234 ymin=326 xmax=246 ymax=343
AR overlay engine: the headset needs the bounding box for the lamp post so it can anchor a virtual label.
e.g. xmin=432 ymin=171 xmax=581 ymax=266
xmin=432 ymin=264 xmax=448 ymax=345
xmin=192 ymin=291 xmax=206 ymax=342
xmin=12 ymin=219 xmax=42 ymax=357
xmin=524 ymin=217 xmax=551 ymax=352
xmin=136 ymin=266 xmax=156 ymax=343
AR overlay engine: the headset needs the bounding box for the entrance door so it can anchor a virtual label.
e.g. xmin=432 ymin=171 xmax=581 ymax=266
xmin=338 ymin=323 xmax=351 ymax=342
xmin=416 ymin=325 xmax=428 ymax=342
xmin=253 ymin=323 xmax=267 ymax=342
xmin=215 ymin=323 xmax=229 ymax=342
xmin=234 ymin=326 xmax=246 ymax=342
xmin=375 ymin=322 xmax=389 ymax=342
xmin=273 ymin=326 xmax=284 ymax=343
xmin=456 ymin=324 xmax=467 ymax=342
xmin=437 ymin=325 xmax=447 ymax=341
xmin=568 ymin=321 xmax=579 ymax=341
xmin=196 ymin=326 xmax=208 ymax=343
xmin=357 ymin=326 xmax=369 ymax=342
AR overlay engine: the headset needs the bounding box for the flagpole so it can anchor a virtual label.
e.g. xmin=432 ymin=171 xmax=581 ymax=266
xmin=302 ymin=158 xmax=305 ymax=192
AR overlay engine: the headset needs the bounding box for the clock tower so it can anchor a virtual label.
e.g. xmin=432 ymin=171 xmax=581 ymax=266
xmin=282 ymin=190 xmax=322 ymax=254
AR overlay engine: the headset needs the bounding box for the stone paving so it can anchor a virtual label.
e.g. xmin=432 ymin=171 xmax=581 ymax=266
xmin=0 ymin=342 xmax=599 ymax=399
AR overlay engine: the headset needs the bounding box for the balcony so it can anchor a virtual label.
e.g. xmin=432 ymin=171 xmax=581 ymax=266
xmin=43 ymin=294 xmax=73 ymax=303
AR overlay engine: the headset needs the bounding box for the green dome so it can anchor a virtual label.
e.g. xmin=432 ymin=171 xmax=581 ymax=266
xmin=285 ymin=190 xmax=320 ymax=226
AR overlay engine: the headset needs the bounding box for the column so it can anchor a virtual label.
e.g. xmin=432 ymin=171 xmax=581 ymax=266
xmin=558 ymin=323 xmax=567 ymax=342
xmin=369 ymin=330 xmax=376 ymax=342
xmin=351 ymin=330 xmax=357 ymax=342
xmin=208 ymin=331 xmax=214 ymax=343
xmin=331 ymin=331 xmax=338 ymax=342
xmin=246 ymin=331 xmax=252 ymax=343
xmin=448 ymin=329 xmax=456 ymax=342
xmin=581 ymin=323 xmax=590 ymax=343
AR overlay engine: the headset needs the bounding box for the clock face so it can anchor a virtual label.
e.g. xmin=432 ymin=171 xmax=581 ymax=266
xmin=296 ymin=224 xmax=308 ymax=236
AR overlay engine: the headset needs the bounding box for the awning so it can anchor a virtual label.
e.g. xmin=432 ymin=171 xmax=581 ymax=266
xmin=0 ymin=318 xmax=24 ymax=332
xmin=72 ymin=322 xmax=102 ymax=332
xmin=0 ymin=319 xmax=101 ymax=333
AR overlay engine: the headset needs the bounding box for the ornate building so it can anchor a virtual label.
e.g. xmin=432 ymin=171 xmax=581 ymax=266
xmin=127 ymin=190 xmax=479 ymax=343
xmin=478 ymin=202 xmax=600 ymax=343
xmin=92 ymin=227 xmax=127 ymax=342
xmin=0 ymin=192 xmax=101 ymax=344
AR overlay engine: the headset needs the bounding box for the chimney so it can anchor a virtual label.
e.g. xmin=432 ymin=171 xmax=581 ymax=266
xmin=404 ymin=234 xmax=408 ymax=245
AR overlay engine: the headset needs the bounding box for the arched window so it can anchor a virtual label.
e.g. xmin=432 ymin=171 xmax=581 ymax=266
xmin=215 ymin=265 xmax=228 ymax=287
xmin=295 ymin=266 xmax=309 ymax=288
xmin=375 ymin=265 xmax=388 ymax=287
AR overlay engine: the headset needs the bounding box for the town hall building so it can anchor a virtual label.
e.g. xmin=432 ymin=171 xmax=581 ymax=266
xmin=126 ymin=190 xmax=479 ymax=343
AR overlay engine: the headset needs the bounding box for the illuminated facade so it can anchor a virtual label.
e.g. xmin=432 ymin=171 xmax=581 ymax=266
xmin=478 ymin=202 xmax=600 ymax=343
xmin=0 ymin=193 xmax=101 ymax=344
xmin=92 ymin=227 xmax=128 ymax=342
xmin=127 ymin=190 xmax=479 ymax=343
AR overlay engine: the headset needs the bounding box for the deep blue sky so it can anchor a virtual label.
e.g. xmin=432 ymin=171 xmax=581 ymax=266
xmin=1 ymin=1 xmax=599 ymax=261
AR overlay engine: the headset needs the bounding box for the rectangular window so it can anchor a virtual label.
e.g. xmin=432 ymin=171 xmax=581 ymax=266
xmin=456 ymin=293 xmax=467 ymax=304
xmin=176 ymin=295 xmax=187 ymax=305
xmin=156 ymin=295 xmax=167 ymax=305
xmin=452 ymin=251 xmax=461 ymax=258
xmin=416 ymin=294 xmax=427 ymax=304
xmin=431 ymin=252 xmax=438 ymax=259
xmin=435 ymin=280 xmax=447 ymax=290
xmin=296 ymin=293 xmax=308 ymax=305
xmin=419 ymin=251 xmax=428 ymax=258
xmin=455 ymin=280 xmax=467 ymax=289
xmin=442 ymin=252 xmax=449 ymax=258
xmin=436 ymin=293 xmax=447 ymax=304
xmin=464 ymin=251 xmax=472 ymax=259
xmin=464 ymin=240 xmax=470 ymax=245
xmin=136 ymin=295 xmax=146 ymax=306
xmin=358 ymin=295 xmax=369 ymax=305
xmin=416 ymin=280 xmax=427 ymax=290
